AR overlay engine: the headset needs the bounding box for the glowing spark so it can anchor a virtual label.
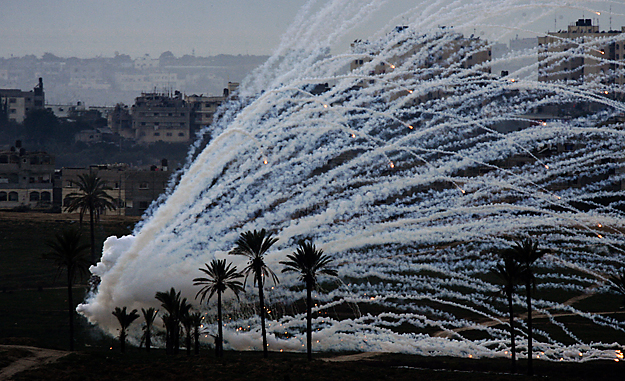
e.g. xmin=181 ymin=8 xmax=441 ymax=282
xmin=598 ymin=234 xmax=603 ymax=238
xmin=323 ymin=104 xmax=328 ymax=108
xmin=351 ymin=133 xmax=356 ymax=138
xmin=544 ymin=165 xmax=549 ymax=169
xmin=598 ymin=224 xmax=602 ymax=228
xmin=407 ymin=90 xmax=413 ymax=94
xmin=389 ymin=162 xmax=395 ymax=168
xmin=604 ymin=91 xmax=609 ymax=95
xmin=595 ymin=11 xmax=601 ymax=15
xmin=408 ymin=125 xmax=413 ymax=129
xmin=263 ymin=159 xmax=268 ymax=165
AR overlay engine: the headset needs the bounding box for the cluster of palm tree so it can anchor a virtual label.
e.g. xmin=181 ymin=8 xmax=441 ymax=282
xmin=105 ymin=229 xmax=337 ymax=358
xmin=194 ymin=229 xmax=337 ymax=360
xmin=110 ymin=289 xmax=204 ymax=355
xmin=491 ymin=237 xmax=548 ymax=376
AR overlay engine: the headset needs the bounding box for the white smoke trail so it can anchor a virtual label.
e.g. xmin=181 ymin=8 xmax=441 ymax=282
xmin=78 ymin=0 xmax=625 ymax=361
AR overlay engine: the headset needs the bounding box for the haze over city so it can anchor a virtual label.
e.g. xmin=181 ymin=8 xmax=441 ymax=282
xmin=2 ymin=0 xmax=625 ymax=59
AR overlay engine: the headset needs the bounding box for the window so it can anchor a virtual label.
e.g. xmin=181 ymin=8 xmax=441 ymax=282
xmin=178 ymin=132 xmax=185 ymax=137
xmin=139 ymin=182 xmax=149 ymax=189
xmin=9 ymin=98 xmax=16 ymax=103
xmin=154 ymin=132 xmax=160 ymax=136
xmin=8 ymin=192 xmax=18 ymax=201
xmin=30 ymin=192 xmax=40 ymax=202
xmin=139 ymin=201 xmax=149 ymax=209
xmin=0 ymin=192 xmax=6 ymax=201
xmin=41 ymin=192 xmax=51 ymax=202
xmin=166 ymin=132 xmax=172 ymax=137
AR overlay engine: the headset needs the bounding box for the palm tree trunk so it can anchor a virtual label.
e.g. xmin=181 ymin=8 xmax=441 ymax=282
xmin=258 ymin=273 xmax=268 ymax=358
xmin=146 ymin=328 xmax=151 ymax=352
xmin=306 ymin=281 xmax=312 ymax=361
xmin=120 ymin=330 xmax=126 ymax=353
xmin=67 ymin=271 xmax=74 ymax=351
xmin=89 ymin=204 xmax=96 ymax=264
xmin=526 ymin=282 xmax=533 ymax=376
xmin=218 ymin=291 xmax=223 ymax=358
xmin=507 ymin=291 xmax=516 ymax=373
xmin=174 ymin=320 xmax=180 ymax=354
xmin=194 ymin=328 xmax=200 ymax=355
xmin=186 ymin=329 xmax=191 ymax=356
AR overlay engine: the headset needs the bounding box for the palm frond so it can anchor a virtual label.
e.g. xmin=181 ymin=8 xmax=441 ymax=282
xmin=194 ymin=259 xmax=245 ymax=304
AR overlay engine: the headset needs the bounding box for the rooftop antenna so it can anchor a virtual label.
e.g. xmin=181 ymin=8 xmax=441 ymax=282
xmin=610 ymin=5 xmax=612 ymax=31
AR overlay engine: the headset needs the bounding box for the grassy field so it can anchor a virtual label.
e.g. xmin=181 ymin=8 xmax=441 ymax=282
xmin=0 ymin=211 xmax=137 ymax=350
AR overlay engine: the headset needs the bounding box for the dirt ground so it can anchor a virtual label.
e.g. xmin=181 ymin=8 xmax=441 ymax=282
xmin=0 ymin=345 xmax=69 ymax=381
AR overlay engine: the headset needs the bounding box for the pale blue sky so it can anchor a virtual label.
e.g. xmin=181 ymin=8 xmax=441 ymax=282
xmin=1 ymin=0 xmax=623 ymax=59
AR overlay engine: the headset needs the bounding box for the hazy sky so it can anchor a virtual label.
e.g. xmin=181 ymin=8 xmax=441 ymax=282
xmin=1 ymin=0 xmax=624 ymax=59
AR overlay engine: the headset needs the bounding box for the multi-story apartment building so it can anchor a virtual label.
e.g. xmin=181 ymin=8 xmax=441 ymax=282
xmin=60 ymin=162 xmax=172 ymax=216
xmin=114 ymin=72 xmax=181 ymax=92
xmin=0 ymin=141 xmax=56 ymax=210
xmin=108 ymin=103 xmax=133 ymax=139
xmin=185 ymin=82 xmax=238 ymax=131
xmin=538 ymin=19 xmax=625 ymax=84
xmin=130 ymin=92 xmax=191 ymax=144
xmin=0 ymin=78 xmax=45 ymax=123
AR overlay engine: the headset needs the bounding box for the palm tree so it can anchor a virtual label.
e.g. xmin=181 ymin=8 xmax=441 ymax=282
xmin=44 ymin=229 xmax=90 ymax=351
xmin=141 ymin=307 xmax=158 ymax=352
xmin=280 ymin=241 xmax=337 ymax=360
xmin=194 ymin=259 xmax=245 ymax=357
xmin=191 ymin=312 xmax=203 ymax=355
xmin=155 ymin=287 xmax=184 ymax=354
xmin=492 ymin=250 xmax=523 ymax=373
xmin=229 ymin=229 xmax=279 ymax=358
xmin=506 ymin=238 xmax=548 ymax=376
xmin=112 ymin=306 xmax=140 ymax=353
xmin=63 ymin=171 xmax=117 ymax=264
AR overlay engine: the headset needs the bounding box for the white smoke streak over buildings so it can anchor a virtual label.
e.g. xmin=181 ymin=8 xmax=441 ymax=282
xmin=79 ymin=0 xmax=625 ymax=361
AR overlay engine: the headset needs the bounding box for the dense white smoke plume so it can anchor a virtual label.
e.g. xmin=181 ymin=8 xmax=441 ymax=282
xmin=78 ymin=0 xmax=625 ymax=361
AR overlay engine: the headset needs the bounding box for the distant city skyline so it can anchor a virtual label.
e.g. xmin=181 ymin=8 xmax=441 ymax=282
xmin=2 ymin=1 xmax=625 ymax=59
